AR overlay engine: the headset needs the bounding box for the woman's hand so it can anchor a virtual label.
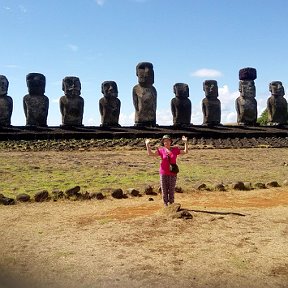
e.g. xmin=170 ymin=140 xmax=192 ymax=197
xmin=182 ymin=135 xmax=188 ymax=143
xmin=145 ymin=138 xmax=151 ymax=145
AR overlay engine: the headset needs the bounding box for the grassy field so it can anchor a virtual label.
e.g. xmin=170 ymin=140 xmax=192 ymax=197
xmin=0 ymin=147 xmax=287 ymax=198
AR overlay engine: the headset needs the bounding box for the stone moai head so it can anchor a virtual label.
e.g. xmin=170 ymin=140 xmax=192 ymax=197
xmin=101 ymin=81 xmax=118 ymax=98
xmin=239 ymin=67 xmax=257 ymax=99
xmin=239 ymin=80 xmax=256 ymax=98
xmin=62 ymin=76 xmax=81 ymax=98
xmin=26 ymin=73 xmax=46 ymax=95
xmin=0 ymin=75 xmax=9 ymax=96
xmin=136 ymin=62 xmax=154 ymax=86
xmin=269 ymin=81 xmax=285 ymax=98
xmin=173 ymin=83 xmax=189 ymax=98
xmin=203 ymin=80 xmax=218 ymax=99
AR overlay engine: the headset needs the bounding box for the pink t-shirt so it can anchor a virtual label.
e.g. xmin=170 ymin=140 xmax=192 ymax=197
xmin=157 ymin=146 xmax=181 ymax=175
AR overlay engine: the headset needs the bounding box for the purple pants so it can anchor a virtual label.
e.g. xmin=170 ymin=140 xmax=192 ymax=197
xmin=160 ymin=174 xmax=177 ymax=205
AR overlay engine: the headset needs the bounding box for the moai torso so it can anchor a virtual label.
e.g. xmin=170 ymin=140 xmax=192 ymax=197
xmin=23 ymin=73 xmax=49 ymax=127
xmin=99 ymin=81 xmax=121 ymax=127
xmin=0 ymin=75 xmax=13 ymax=126
xmin=202 ymin=80 xmax=221 ymax=126
xmin=60 ymin=76 xmax=84 ymax=126
xmin=267 ymin=81 xmax=287 ymax=125
xmin=171 ymin=83 xmax=191 ymax=126
xmin=133 ymin=62 xmax=157 ymax=127
xmin=236 ymin=80 xmax=257 ymax=125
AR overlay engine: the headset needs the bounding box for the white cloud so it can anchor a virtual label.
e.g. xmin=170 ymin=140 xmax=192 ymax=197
xmin=119 ymin=112 xmax=134 ymax=126
xmin=156 ymin=109 xmax=173 ymax=125
xmin=191 ymin=105 xmax=203 ymax=125
xmin=190 ymin=68 xmax=223 ymax=78
xmin=67 ymin=44 xmax=79 ymax=52
xmin=218 ymin=85 xmax=238 ymax=111
xmin=218 ymin=85 xmax=238 ymax=124
xmin=95 ymin=0 xmax=106 ymax=6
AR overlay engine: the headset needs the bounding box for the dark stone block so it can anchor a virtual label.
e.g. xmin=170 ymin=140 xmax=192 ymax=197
xmin=16 ymin=193 xmax=31 ymax=202
xmin=0 ymin=197 xmax=15 ymax=205
xmin=65 ymin=186 xmax=81 ymax=197
xmin=34 ymin=190 xmax=49 ymax=202
xmin=111 ymin=189 xmax=124 ymax=199
xmin=239 ymin=67 xmax=257 ymax=80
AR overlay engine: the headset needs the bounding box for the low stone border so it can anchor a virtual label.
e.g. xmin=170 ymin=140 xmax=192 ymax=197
xmin=1 ymin=180 xmax=287 ymax=206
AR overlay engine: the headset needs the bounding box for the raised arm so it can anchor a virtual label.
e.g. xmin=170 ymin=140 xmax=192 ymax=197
xmin=180 ymin=135 xmax=188 ymax=154
xmin=145 ymin=139 xmax=158 ymax=156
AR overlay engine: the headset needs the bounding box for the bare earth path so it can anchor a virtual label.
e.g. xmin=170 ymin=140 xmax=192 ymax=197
xmin=0 ymin=189 xmax=288 ymax=288
xmin=0 ymin=148 xmax=288 ymax=288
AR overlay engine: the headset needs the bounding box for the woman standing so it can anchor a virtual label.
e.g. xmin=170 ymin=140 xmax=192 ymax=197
xmin=145 ymin=135 xmax=188 ymax=206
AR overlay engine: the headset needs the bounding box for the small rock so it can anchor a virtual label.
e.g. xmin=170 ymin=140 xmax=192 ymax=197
xmin=254 ymin=182 xmax=266 ymax=189
xmin=144 ymin=185 xmax=157 ymax=195
xmin=243 ymin=182 xmax=252 ymax=191
xmin=16 ymin=193 xmax=31 ymax=202
xmin=266 ymin=181 xmax=280 ymax=188
xmin=175 ymin=186 xmax=183 ymax=193
xmin=65 ymin=186 xmax=81 ymax=197
xmin=127 ymin=188 xmax=140 ymax=197
xmin=34 ymin=190 xmax=49 ymax=202
xmin=0 ymin=197 xmax=16 ymax=205
xmin=111 ymin=189 xmax=124 ymax=199
xmin=90 ymin=192 xmax=105 ymax=200
xmin=214 ymin=183 xmax=225 ymax=191
xmin=52 ymin=189 xmax=65 ymax=200
xmin=196 ymin=183 xmax=207 ymax=190
xmin=80 ymin=192 xmax=91 ymax=200
xmin=232 ymin=181 xmax=246 ymax=190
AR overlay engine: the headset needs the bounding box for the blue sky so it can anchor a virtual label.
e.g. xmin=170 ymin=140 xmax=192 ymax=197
xmin=1 ymin=0 xmax=288 ymax=126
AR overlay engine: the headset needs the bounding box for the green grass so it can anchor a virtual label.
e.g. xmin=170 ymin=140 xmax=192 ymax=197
xmin=0 ymin=148 xmax=288 ymax=198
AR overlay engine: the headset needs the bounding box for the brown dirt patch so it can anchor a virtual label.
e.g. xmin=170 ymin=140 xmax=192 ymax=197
xmin=1 ymin=188 xmax=288 ymax=288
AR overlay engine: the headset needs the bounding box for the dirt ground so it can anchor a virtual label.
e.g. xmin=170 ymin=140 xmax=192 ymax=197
xmin=0 ymin=148 xmax=288 ymax=288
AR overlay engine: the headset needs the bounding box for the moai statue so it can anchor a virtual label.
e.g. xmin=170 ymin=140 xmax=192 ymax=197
xmin=23 ymin=73 xmax=49 ymax=127
xmin=235 ymin=67 xmax=258 ymax=126
xmin=0 ymin=75 xmax=13 ymax=127
xmin=267 ymin=81 xmax=287 ymax=126
xmin=133 ymin=62 xmax=157 ymax=127
xmin=99 ymin=81 xmax=121 ymax=127
xmin=171 ymin=83 xmax=191 ymax=127
xmin=60 ymin=76 xmax=84 ymax=127
xmin=202 ymin=80 xmax=221 ymax=126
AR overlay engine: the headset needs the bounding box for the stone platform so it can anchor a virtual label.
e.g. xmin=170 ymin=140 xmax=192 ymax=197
xmin=0 ymin=125 xmax=288 ymax=149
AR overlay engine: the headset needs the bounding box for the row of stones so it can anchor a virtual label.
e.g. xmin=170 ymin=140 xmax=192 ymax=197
xmin=0 ymin=186 xmax=155 ymax=205
xmin=0 ymin=180 xmax=285 ymax=206
xmin=195 ymin=180 xmax=286 ymax=191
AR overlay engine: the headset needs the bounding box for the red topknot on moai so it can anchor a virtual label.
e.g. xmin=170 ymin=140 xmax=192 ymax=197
xmin=239 ymin=67 xmax=257 ymax=81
